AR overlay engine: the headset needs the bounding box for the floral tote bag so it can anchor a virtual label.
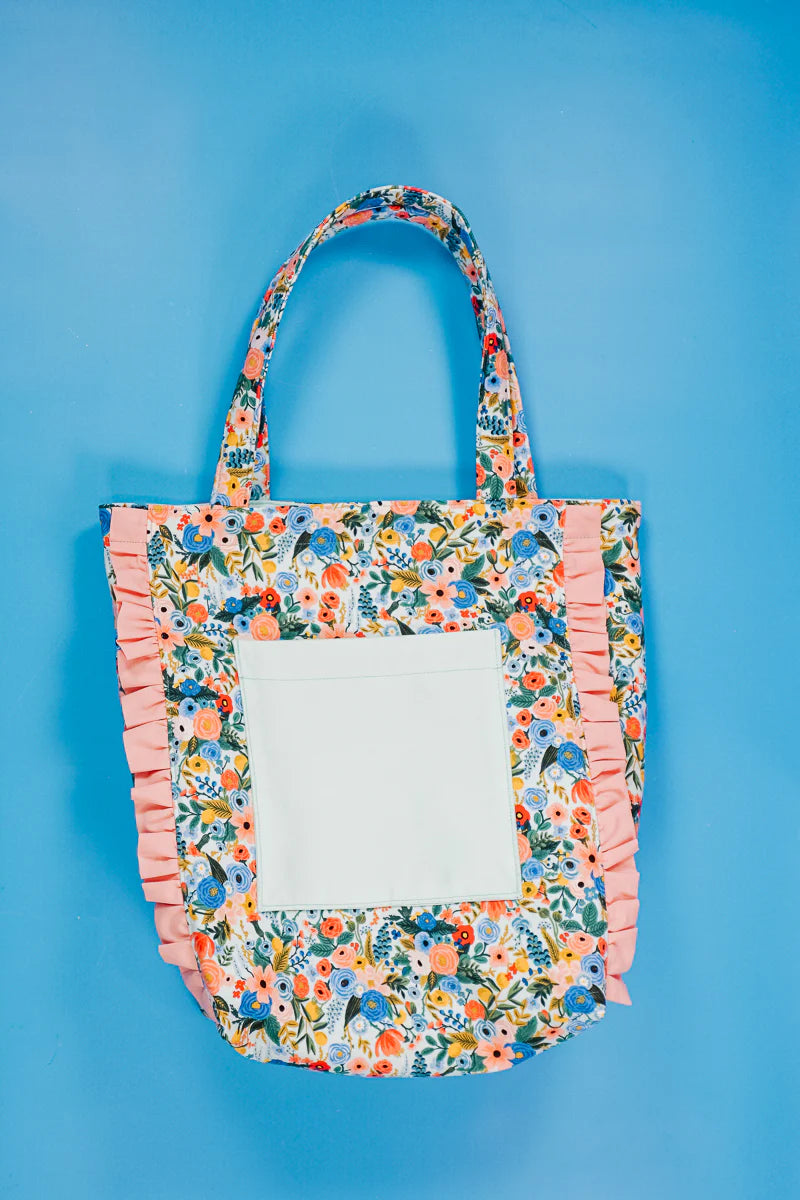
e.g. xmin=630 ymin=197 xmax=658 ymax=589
xmin=101 ymin=185 xmax=646 ymax=1076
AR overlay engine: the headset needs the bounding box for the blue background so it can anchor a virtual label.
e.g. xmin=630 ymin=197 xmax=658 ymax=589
xmin=2 ymin=1 xmax=798 ymax=1196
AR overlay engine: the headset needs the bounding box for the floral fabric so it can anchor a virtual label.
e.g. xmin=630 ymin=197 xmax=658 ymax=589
xmin=101 ymin=186 xmax=645 ymax=1076
xmin=211 ymin=185 xmax=535 ymax=509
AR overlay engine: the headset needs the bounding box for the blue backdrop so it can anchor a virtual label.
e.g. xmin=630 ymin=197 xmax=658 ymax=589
xmin=2 ymin=2 xmax=798 ymax=1197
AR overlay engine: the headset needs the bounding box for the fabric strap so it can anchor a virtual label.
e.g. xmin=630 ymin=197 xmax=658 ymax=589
xmin=211 ymin=185 xmax=537 ymax=506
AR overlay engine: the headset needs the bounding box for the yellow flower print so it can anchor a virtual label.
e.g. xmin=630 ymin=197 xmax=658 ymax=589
xmin=428 ymin=989 xmax=452 ymax=1008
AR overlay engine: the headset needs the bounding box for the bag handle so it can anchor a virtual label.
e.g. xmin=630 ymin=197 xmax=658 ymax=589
xmin=212 ymin=185 xmax=537 ymax=505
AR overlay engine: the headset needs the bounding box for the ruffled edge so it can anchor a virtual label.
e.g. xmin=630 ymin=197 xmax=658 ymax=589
xmin=108 ymin=507 xmax=216 ymax=1019
xmin=563 ymin=504 xmax=640 ymax=1005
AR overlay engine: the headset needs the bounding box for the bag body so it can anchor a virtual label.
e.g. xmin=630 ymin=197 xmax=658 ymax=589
xmin=101 ymin=186 xmax=645 ymax=1075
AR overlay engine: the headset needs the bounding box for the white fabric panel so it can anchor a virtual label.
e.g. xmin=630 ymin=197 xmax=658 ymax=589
xmin=235 ymin=629 xmax=521 ymax=912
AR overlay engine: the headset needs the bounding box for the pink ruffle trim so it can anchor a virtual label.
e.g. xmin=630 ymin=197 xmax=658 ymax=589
xmin=563 ymin=504 xmax=640 ymax=1005
xmin=109 ymin=507 xmax=215 ymax=1019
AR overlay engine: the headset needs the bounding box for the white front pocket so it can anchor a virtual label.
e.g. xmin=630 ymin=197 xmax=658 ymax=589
xmin=235 ymin=628 xmax=521 ymax=912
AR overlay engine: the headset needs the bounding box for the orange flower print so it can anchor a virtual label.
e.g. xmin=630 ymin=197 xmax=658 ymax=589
xmin=195 ymin=506 xmax=223 ymax=537
xmin=193 ymin=932 xmax=214 ymax=960
xmin=572 ymin=778 xmax=593 ymax=806
xmin=244 ymin=511 xmax=265 ymax=532
xmin=492 ymin=451 xmax=512 ymax=481
xmin=331 ymin=944 xmax=355 ymax=967
xmin=249 ymin=613 xmax=279 ymax=640
xmin=567 ymin=932 xmax=593 ymax=955
xmin=375 ymin=1028 xmax=405 ymax=1057
xmin=232 ymin=808 xmax=255 ymax=839
xmin=429 ymin=942 xmax=458 ymax=976
xmin=488 ymin=945 xmax=509 ymax=970
xmin=574 ymin=840 xmax=601 ymax=878
xmin=476 ymin=1036 xmax=514 ymax=1071
xmin=201 ymin=960 xmax=224 ymax=992
xmin=507 ymin=612 xmax=534 ymax=640
xmin=421 ymin=579 xmax=455 ymax=604
xmin=193 ymin=707 xmax=221 ymax=741
xmin=242 ymin=347 xmax=265 ymax=380
xmin=293 ymin=974 xmax=310 ymax=999
xmin=321 ymin=562 xmax=349 ymax=589
xmin=155 ymin=620 xmax=184 ymax=651
xmin=249 ymin=965 xmax=278 ymax=1007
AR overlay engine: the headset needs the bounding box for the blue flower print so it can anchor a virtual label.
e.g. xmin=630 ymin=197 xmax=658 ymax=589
xmin=532 ymin=720 xmax=555 ymax=746
xmin=511 ymin=529 xmax=537 ymax=559
xmin=239 ymin=989 xmax=271 ymax=1020
xmin=286 ymin=505 xmax=313 ymax=533
xmin=328 ymin=1043 xmax=351 ymax=1066
xmin=557 ymin=742 xmax=586 ymax=773
xmin=563 ymin=985 xmax=596 ymax=1016
xmin=332 ymin=969 xmax=356 ymax=997
xmin=309 ymin=526 xmax=338 ymax=557
xmin=196 ymin=875 xmax=226 ymax=909
xmin=226 ymin=863 xmax=253 ymax=893
xmin=275 ymin=571 xmax=298 ymax=593
xmin=531 ymin=503 xmax=557 ymax=532
xmin=453 ymin=580 xmax=478 ymax=609
xmin=182 ymin=524 xmax=213 ymax=554
xmin=361 ymin=990 xmax=390 ymax=1023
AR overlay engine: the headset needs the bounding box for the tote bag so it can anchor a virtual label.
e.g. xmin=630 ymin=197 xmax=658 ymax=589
xmin=101 ymin=185 xmax=646 ymax=1076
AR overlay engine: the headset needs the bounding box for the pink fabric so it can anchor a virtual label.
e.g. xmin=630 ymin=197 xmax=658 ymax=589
xmin=563 ymin=503 xmax=640 ymax=1006
xmin=109 ymin=507 xmax=216 ymax=1020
